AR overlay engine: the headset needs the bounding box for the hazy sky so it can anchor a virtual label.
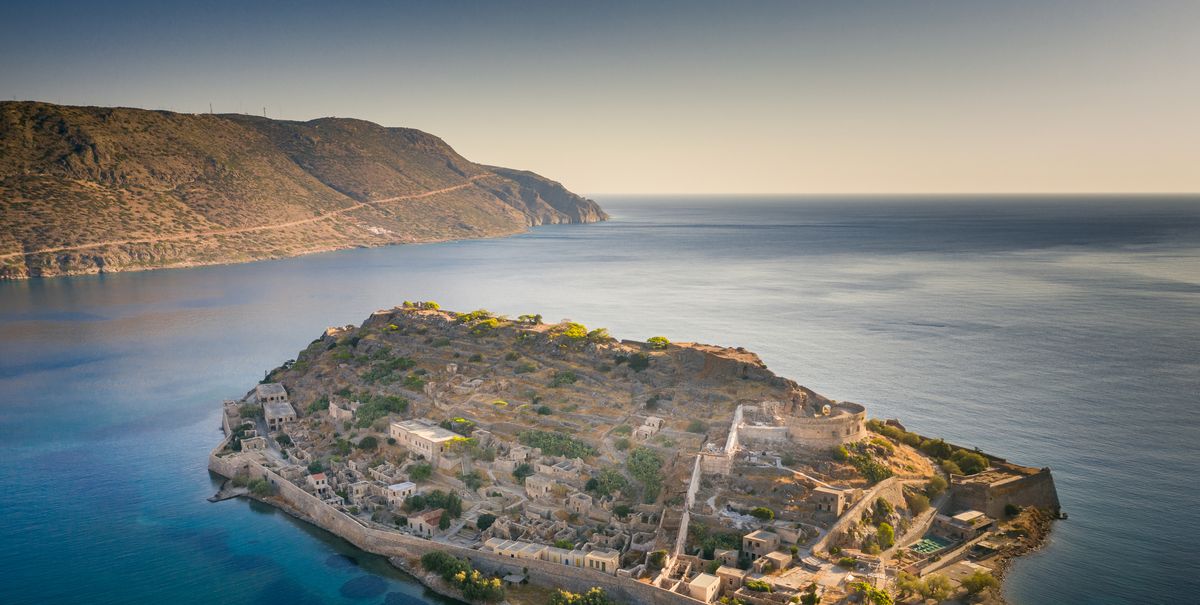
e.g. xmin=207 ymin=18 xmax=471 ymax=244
xmin=2 ymin=1 xmax=1197 ymax=194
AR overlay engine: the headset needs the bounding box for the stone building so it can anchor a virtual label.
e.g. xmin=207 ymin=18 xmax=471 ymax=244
xmin=811 ymin=486 xmax=847 ymax=516
xmin=258 ymin=384 xmax=297 ymax=431
xmin=688 ymin=573 xmax=721 ymax=603
xmin=386 ymin=481 xmax=417 ymax=508
xmin=743 ymin=530 xmax=780 ymax=557
xmin=389 ymin=419 xmax=460 ymax=463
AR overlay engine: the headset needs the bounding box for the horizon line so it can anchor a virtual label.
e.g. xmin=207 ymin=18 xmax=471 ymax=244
xmin=585 ymin=191 xmax=1200 ymax=198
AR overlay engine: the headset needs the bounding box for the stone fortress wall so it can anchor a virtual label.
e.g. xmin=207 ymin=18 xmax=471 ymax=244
xmin=738 ymin=400 xmax=868 ymax=450
xmin=209 ymin=442 xmax=704 ymax=605
xmin=785 ymin=401 xmax=868 ymax=448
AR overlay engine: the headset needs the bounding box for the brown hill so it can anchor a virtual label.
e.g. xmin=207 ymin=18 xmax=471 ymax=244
xmin=0 ymin=101 xmax=606 ymax=279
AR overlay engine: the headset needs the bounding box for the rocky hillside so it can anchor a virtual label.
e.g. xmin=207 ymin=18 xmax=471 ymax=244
xmin=0 ymin=101 xmax=606 ymax=279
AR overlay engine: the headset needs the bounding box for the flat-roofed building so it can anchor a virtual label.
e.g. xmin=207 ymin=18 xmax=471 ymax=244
xmin=389 ymin=420 xmax=460 ymax=462
xmin=812 ymin=486 xmax=847 ymax=516
xmin=585 ymin=549 xmax=620 ymax=575
xmin=743 ymin=530 xmax=780 ymax=557
xmin=716 ymin=565 xmax=747 ymax=592
xmin=688 ymin=573 xmax=721 ymax=603
xmin=255 ymin=383 xmax=288 ymax=404
xmin=525 ymin=474 xmax=557 ymax=500
xmin=386 ymin=481 xmax=417 ymax=508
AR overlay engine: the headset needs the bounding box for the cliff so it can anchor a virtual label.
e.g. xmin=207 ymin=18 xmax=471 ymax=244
xmin=0 ymin=101 xmax=607 ymax=279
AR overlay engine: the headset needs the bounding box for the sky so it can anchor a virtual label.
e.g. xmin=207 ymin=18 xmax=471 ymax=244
xmin=1 ymin=0 xmax=1197 ymax=195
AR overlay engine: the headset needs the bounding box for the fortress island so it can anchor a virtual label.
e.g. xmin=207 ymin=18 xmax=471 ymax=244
xmin=210 ymin=304 xmax=1061 ymax=605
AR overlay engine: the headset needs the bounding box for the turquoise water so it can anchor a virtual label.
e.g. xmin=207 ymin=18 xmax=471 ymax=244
xmin=2 ymin=196 xmax=1198 ymax=604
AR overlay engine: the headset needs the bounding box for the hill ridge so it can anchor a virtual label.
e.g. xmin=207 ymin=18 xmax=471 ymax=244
xmin=0 ymin=101 xmax=606 ymax=279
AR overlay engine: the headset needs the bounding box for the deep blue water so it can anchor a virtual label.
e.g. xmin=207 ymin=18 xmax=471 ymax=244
xmin=2 ymin=196 xmax=1198 ymax=604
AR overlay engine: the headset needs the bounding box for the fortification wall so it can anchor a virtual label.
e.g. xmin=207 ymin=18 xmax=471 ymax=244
xmin=785 ymin=407 xmax=867 ymax=448
xmin=951 ymin=469 xmax=1061 ymax=519
xmin=209 ymin=451 xmax=702 ymax=605
xmin=812 ymin=477 xmax=904 ymax=553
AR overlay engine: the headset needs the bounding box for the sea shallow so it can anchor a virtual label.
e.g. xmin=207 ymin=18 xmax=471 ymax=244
xmin=2 ymin=195 xmax=1198 ymax=604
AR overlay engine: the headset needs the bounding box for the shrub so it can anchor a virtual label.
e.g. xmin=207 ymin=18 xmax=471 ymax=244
xmin=1005 ymin=503 xmax=1023 ymax=517
xmin=518 ymin=430 xmax=598 ymax=458
xmin=248 ymin=478 xmax=275 ymax=497
xmin=905 ymin=492 xmax=931 ymax=514
xmin=555 ymin=322 xmax=589 ymax=341
xmin=587 ymin=328 xmax=612 ymax=343
xmin=850 ymin=452 xmax=893 ymax=484
xmin=536 ymin=405 xmax=553 ymax=415
xmin=925 ymin=475 xmax=948 ymax=497
xmin=476 ymin=513 xmax=497 ymax=531
xmin=941 ymin=460 xmax=963 ymax=476
xmin=832 ymin=445 xmax=849 ymax=461
xmin=514 ymin=362 xmax=536 ymax=374
xmin=612 ymin=504 xmax=633 ymax=518
xmin=750 ymin=507 xmax=775 ymax=521
xmin=647 ymin=550 xmax=668 ymax=569
xmin=403 ymin=374 xmax=427 ymax=391
xmin=627 ymin=447 xmax=664 ymax=502
xmin=353 ymin=394 xmax=409 ymax=427
xmin=357 ymin=436 xmax=378 ymax=450
xmin=837 ymin=556 xmax=858 ymax=568
xmin=589 ymin=468 xmax=630 ymax=496
xmin=307 ymin=461 xmax=324 ymax=473
xmin=745 ymin=579 xmax=772 ymax=593
xmin=512 ymin=463 xmax=534 ymax=483
xmin=469 ymin=353 xmax=483 ymax=362
xmin=409 ymin=462 xmax=433 ymax=482
xmin=550 ymin=371 xmax=579 ymax=387
xmin=687 ymin=419 xmax=707 ymax=433
xmin=646 ymin=336 xmax=670 ymax=349
xmin=628 ymin=353 xmax=650 ymax=372
xmin=239 ymin=404 xmax=262 ymax=418
xmin=459 ymin=471 xmax=484 ymax=491
xmin=614 ymin=437 xmax=631 ymax=451
xmin=920 ymin=438 xmax=953 ymax=459
xmin=549 ymin=588 xmax=617 ymax=605
xmin=950 ymin=449 xmax=989 ymax=475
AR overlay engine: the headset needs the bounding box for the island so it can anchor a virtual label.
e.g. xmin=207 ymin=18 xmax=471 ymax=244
xmin=0 ymin=102 xmax=606 ymax=279
xmin=210 ymin=304 xmax=1061 ymax=605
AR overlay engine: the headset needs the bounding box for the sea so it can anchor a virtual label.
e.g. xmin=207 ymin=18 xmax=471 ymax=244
xmin=1 ymin=195 xmax=1197 ymax=605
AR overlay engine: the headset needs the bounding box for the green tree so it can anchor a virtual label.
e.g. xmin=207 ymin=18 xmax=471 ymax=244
xmin=476 ymin=513 xmax=497 ymax=531
xmin=647 ymin=336 xmax=670 ymax=349
xmin=920 ymin=574 xmax=952 ymax=601
xmin=877 ymin=522 xmax=895 ymax=549
xmin=512 ymin=463 xmax=535 ymax=483
xmin=962 ymin=570 xmax=999 ymax=595
xmin=549 ymin=587 xmax=616 ymax=605
xmin=357 ymin=436 xmax=378 ymax=450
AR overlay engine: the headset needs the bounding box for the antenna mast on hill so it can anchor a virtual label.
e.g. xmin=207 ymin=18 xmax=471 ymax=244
xmin=263 ymin=106 xmax=267 ymax=118
xmin=209 ymin=103 xmax=213 ymax=114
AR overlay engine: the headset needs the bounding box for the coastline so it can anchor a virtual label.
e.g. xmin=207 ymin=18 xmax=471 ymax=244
xmin=0 ymin=222 xmax=548 ymax=281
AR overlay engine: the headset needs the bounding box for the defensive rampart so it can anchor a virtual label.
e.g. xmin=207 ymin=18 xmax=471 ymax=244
xmin=209 ymin=447 xmax=703 ymax=605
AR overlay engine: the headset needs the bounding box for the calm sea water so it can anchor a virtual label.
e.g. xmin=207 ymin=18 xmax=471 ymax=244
xmin=2 ymin=196 xmax=1198 ymax=604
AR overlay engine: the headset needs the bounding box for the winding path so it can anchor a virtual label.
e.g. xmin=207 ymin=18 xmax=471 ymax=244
xmin=1 ymin=173 xmax=495 ymax=260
